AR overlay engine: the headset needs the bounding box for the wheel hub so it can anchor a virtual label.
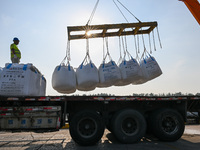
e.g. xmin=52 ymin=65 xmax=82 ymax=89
xmin=121 ymin=117 xmax=138 ymax=136
xmin=162 ymin=116 xmax=178 ymax=134
xmin=78 ymin=118 xmax=97 ymax=138
xmin=85 ymin=124 xmax=90 ymax=130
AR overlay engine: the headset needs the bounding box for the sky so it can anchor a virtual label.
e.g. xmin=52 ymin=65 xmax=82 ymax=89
xmin=0 ymin=0 xmax=200 ymax=96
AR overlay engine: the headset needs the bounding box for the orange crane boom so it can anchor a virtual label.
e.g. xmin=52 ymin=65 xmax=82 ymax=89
xmin=179 ymin=0 xmax=200 ymax=25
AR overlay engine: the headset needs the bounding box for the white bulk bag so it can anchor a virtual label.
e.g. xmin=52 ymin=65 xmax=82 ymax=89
xmin=52 ymin=64 xmax=76 ymax=94
xmin=98 ymin=61 xmax=121 ymax=87
xmin=132 ymin=70 xmax=149 ymax=85
xmin=139 ymin=56 xmax=162 ymax=81
xmin=116 ymin=58 xmax=143 ymax=86
xmin=76 ymin=62 xmax=99 ymax=91
xmin=39 ymin=75 xmax=46 ymax=96
xmin=0 ymin=63 xmax=42 ymax=96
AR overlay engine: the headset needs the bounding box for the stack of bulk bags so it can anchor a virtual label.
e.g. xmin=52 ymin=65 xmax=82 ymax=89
xmin=98 ymin=60 xmax=121 ymax=87
xmin=76 ymin=61 xmax=99 ymax=91
xmin=52 ymin=64 xmax=76 ymax=94
xmin=0 ymin=63 xmax=46 ymax=96
xmin=133 ymin=55 xmax=162 ymax=84
xmin=116 ymin=57 xmax=143 ymax=86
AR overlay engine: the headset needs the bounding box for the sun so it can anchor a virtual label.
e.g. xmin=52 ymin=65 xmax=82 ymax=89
xmin=86 ymin=30 xmax=91 ymax=36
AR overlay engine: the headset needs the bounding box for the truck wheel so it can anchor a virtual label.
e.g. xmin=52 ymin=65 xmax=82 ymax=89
xmin=149 ymin=109 xmax=185 ymax=141
xmin=111 ymin=109 xmax=146 ymax=144
xmin=69 ymin=110 xmax=105 ymax=146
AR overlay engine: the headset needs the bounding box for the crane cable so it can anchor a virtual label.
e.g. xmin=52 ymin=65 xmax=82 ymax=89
xmin=86 ymin=0 xmax=100 ymax=26
xmin=113 ymin=0 xmax=162 ymax=56
xmin=113 ymin=0 xmax=129 ymax=23
xmin=113 ymin=0 xmax=141 ymax=23
xmin=117 ymin=36 xmax=122 ymax=65
xmin=83 ymin=0 xmax=99 ymax=66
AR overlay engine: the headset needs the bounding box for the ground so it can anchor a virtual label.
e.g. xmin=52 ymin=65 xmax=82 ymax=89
xmin=0 ymin=125 xmax=200 ymax=150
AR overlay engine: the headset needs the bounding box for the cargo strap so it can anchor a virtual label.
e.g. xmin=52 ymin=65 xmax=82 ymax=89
xmin=80 ymin=39 xmax=94 ymax=69
xmin=102 ymin=37 xmax=115 ymax=68
xmin=134 ymin=35 xmax=140 ymax=61
xmin=117 ymin=36 xmax=123 ymax=65
xmin=58 ymin=40 xmax=71 ymax=72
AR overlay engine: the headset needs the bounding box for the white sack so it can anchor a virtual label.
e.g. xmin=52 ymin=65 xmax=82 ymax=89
xmin=76 ymin=62 xmax=99 ymax=91
xmin=132 ymin=71 xmax=149 ymax=85
xmin=39 ymin=75 xmax=46 ymax=96
xmin=115 ymin=59 xmax=143 ymax=86
xmin=139 ymin=56 xmax=162 ymax=81
xmin=0 ymin=63 xmax=44 ymax=96
xmin=52 ymin=65 xmax=76 ymax=94
xmin=98 ymin=61 xmax=121 ymax=87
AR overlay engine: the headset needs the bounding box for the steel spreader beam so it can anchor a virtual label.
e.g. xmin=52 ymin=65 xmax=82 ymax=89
xmin=67 ymin=22 xmax=158 ymax=40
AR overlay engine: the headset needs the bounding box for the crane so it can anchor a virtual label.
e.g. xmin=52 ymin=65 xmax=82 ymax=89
xmin=179 ymin=0 xmax=200 ymax=25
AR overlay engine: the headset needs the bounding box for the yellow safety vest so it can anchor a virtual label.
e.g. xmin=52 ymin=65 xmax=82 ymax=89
xmin=10 ymin=43 xmax=21 ymax=59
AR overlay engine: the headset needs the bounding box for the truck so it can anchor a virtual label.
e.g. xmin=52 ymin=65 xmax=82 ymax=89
xmin=0 ymin=0 xmax=200 ymax=146
xmin=0 ymin=95 xmax=200 ymax=146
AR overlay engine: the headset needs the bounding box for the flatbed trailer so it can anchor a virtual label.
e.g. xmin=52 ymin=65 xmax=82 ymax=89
xmin=0 ymin=95 xmax=200 ymax=145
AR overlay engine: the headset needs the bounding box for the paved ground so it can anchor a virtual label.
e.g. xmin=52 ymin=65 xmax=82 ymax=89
xmin=0 ymin=125 xmax=200 ymax=150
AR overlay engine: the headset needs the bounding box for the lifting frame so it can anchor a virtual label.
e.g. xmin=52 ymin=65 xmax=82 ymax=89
xmin=67 ymin=22 xmax=157 ymax=40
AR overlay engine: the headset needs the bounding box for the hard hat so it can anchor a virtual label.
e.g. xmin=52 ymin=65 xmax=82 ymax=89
xmin=13 ymin=37 xmax=19 ymax=41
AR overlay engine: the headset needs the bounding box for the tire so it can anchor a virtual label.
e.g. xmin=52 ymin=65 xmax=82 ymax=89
xmin=69 ymin=110 xmax=105 ymax=146
xmin=111 ymin=109 xmax=146 ymax=144
xmin=149 ymin=109 xmax=185 ymax=141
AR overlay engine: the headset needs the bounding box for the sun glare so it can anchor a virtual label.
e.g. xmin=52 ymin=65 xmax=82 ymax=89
xmin=86 ymin=31 xmax=91 ymax=36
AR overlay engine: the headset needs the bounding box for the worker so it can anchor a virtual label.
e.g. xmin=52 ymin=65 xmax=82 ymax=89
xmin=10 ymin=37 xmax=21 ymax=63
